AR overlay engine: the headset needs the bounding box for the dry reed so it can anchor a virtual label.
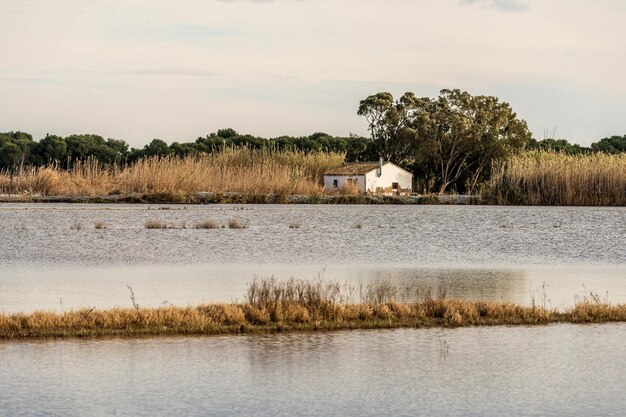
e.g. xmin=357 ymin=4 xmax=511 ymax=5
xmin=228 ymin=219 xmax=247 ymax=229
xmin=145 ymin=220 xmax=168 ymax=229
xmin=487 ymin=151 xmax=626 ymax=205
xmin=0 ymin=148 xmax=346 ymax=197
xmin=2 ymin=278 xmax=626 ymax=340
xmin=196 ymin=219 xmax=219 ymax=229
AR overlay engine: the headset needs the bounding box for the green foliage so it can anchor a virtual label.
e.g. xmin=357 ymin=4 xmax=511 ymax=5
xmin=591 ymin=135 xmax=626 ymax=154
xmin=358 ymin=89 xmax=532 ymax=193
xmin=526 ymin=138 xmax=589 ymax=154
xmin=0 ymin=142 xmax=23 ymax=169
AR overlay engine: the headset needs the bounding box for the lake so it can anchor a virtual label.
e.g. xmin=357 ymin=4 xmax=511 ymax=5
xmin=1 ymin=324 xmax=625 ymax=416
xmin=1 ymin=203 xmax=625 ymax=312
xmin=2 ymin=203 xmax=626 ymax=416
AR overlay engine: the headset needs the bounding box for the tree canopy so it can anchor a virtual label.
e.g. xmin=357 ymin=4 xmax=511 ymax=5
xmin=358 ymin=89 xmax=532 ymax=193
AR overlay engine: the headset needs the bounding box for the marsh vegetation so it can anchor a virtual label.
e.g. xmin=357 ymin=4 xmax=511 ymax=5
xmin=0 ymin=148 xmax=344 ymax=198
xmin=486 ymin=151 xmax=626 ymax=205
xmin=2 ymin=278 xmax=625 ymax=340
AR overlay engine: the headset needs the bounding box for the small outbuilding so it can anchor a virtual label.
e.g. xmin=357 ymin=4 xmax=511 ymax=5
xmin=323 ymin=158 xmax=413 ymax=195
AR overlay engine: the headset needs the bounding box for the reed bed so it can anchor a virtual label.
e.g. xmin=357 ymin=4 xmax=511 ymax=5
xmin=487 ymin=151 xmax=626 ymax=205
xmin=2 ymin=278 xmax=626 ymax=340
xmin=0 ymin=148 xmax=346 ymax=197
xmin=196 ymin=219 xmax=219 ymax=229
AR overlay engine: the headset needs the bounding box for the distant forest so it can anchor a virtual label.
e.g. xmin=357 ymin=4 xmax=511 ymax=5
xmin=0 ymin=129 xmax=377 ymax=169
xmin=2 ymin=89 xmax=626 ymax=193
xmin=1 ymin=128 xmax=625 ymax=171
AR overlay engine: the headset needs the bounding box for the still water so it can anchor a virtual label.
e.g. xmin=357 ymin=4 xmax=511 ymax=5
xmin=1 ymin=324 xmax=625 ymax=416
xmin=1 ymin=203 xmax=626 ymax=311
xmin=2 ymin=203 xmax=626 ymax=416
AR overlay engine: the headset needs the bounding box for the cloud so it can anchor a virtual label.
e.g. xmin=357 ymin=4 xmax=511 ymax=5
xmin=462 ymin=0 xmax=530 ymax=12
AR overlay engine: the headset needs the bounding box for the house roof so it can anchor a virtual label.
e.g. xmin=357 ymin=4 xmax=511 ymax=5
xmin=324 ymin=162 xmax=383 ymax=175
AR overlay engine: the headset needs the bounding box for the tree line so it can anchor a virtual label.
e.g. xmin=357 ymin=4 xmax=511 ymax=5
xmin=1 ymin=89 xmax=626 ymax=193
xmin=0 ymin=129 xmax=378 ymax=170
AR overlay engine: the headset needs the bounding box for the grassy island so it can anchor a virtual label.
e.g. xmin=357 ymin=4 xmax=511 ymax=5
xmin=2 ymin=279 xmax=625 ymax=340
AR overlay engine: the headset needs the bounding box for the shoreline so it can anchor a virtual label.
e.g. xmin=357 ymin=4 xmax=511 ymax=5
xmin=2 ymin=299 xmax=624 ymax=341
xmin=0 ymin=192 xmax=481 ymax=205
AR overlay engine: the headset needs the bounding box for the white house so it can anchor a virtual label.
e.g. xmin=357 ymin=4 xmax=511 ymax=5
xmin=323 ymin=158 xmax=413 ymax=194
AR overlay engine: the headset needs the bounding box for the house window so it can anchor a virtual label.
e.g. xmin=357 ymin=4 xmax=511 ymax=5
xmin=392 ymin=182 xmax=399 ymax=190
xmin=333 ymin=179 xmax=338 ymax=188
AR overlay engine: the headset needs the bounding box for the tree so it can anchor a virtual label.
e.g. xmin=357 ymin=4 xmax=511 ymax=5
xmin=591 ymin=135 xmax=626 ymax=153
xmin=216 ymin=128 xmax=238 ymax=139
xmin=143 ymin=139 xmax=173 ymax=157
xmin=0 ymin=142 xmax=22 ymax=169
xmin=105 ymin=138 xmax=130 ymax=162
xmin=33 ymin=134 xmax=67 ymax=164
xmin=463 ymin=94 xmax=531 ymax=192
xmin=358 ymin=89 xmax=531 ymax=193
xmin=357 ymin=92 xmax=420 ymax=165
xmin=0 ymin=131 xmax=34 ymax=167
xmin=416 ymin=89 xmax=531 ymax=193
xmin=527 ymin=138 xmax=589 ymax=154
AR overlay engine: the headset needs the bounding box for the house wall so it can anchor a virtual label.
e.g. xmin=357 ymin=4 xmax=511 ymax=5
xmin=323 ymin=174 xmax=366 ymax=193
xmin=365 ymin=164 xmax=412 ymax=193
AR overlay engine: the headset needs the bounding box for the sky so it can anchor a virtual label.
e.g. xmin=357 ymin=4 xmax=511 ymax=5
xmin=1 ymin=0 xmax=625 ymax=147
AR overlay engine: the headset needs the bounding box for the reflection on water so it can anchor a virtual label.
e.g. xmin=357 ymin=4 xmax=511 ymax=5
xmin=1 ymin=203 xmax=626 ymax=312
xmin=1 ymin=324 xmax=626 ymax=416
xmin=2 ymin=263 xmax=625 ymax=312
xmin=364 ymin=267 xmax=527 ymax=302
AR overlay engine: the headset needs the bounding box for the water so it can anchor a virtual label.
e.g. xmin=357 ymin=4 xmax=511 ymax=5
xmin=2 ymin=203 xmax=626 ymax=416
xmin=1 ymin=324 xmax=625 ymax=416
xmin=1 ymin=203 xmax=626 ymax=312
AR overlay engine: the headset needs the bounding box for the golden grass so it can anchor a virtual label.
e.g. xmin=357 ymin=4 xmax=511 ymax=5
xmin=487 ymin=151 xmax=626 ymax=205
xmin=228 ymin=219 xmax=248 ymax=229
xmin=145 ymin=220 xmax=168 ymax=229
xmin=0 ymin=148 xmax=347 ymax=197
xmin=196 ymin=219 xmax=219 ymax=229
xmin=2 ymin=278 xmax=626 ymax=340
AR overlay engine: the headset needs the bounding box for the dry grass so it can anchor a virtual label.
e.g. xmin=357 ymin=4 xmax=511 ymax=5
xmin=0 ymin=148 xmax=346 ymax=197
xmin=228 ymin=219 xmax=248 ymax=229
xmin=145 ymin=220 xmax=168 ymax=229
xmin=94 ymin=221 xmax=107 ymax=230
xmin=486 ymin=151 xmax=626 ymax=205
xmin=2 ymin=278 xmax=626 ymax=340
xmin=196 ymin=219 xmax=219 ymax=229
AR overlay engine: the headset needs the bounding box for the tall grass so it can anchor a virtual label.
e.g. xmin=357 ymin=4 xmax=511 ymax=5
xmin=2 ymin=278 xmax=626 ymax=340
xmin=487 ymin=151 xmax=626 ymax=205
xmin=0 ymin=148 xmax=346 ymax=197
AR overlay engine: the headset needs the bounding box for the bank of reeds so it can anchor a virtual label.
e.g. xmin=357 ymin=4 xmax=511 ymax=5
xmin=486 ymin=151 xmax=626 ymax=205
xmin=2 ymin=278 xmax=626 ymax=340
xmin=0 ymin=148 xmax=346 ymax=198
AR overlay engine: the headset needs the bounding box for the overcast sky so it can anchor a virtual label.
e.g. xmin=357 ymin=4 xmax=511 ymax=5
xmin=1 ymin=0 xmax=625 ymax=147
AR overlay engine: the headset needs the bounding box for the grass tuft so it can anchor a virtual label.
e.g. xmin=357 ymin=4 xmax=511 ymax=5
xmin=145 ymin=219 xmax=168 ymax=229
xmin=228 ymin=219 xmax=248 ymax=229
xmin=196 ymin=219 xmax=219 ymax=229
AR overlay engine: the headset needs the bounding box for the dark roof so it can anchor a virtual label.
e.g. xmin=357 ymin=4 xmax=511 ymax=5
xmin=324 ymin=162 xmax=383 ymax=175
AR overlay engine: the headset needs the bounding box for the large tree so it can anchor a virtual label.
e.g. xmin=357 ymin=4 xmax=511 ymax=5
xmin=359 ymin=89 xmax=531 ymax=193
xmin=357 ymin=92 xmax=422 ymax=165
